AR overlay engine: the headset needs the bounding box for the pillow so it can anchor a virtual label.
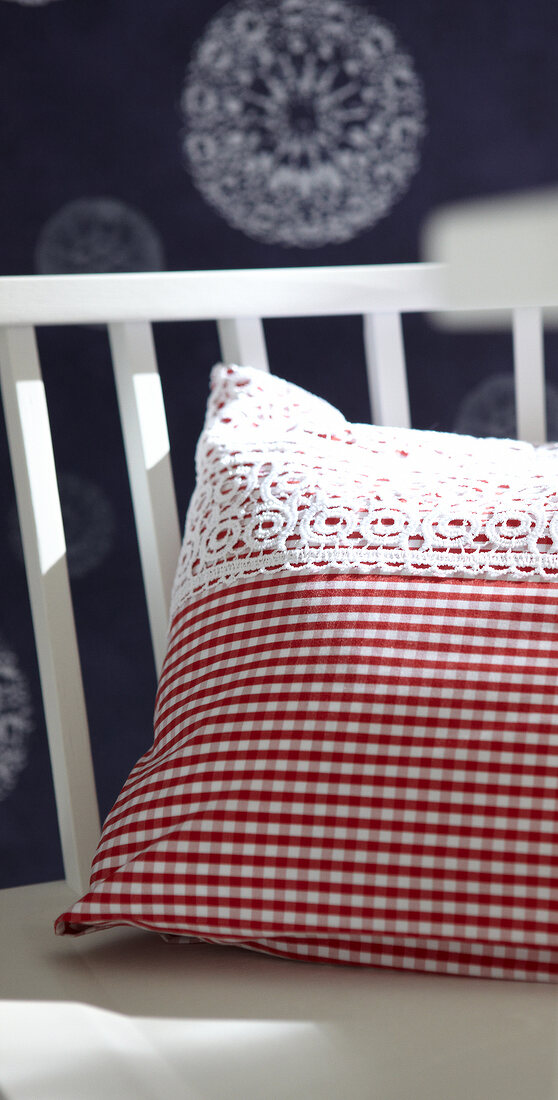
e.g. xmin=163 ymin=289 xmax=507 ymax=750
xmin=56 ymin=365 xmax=558 ymax=982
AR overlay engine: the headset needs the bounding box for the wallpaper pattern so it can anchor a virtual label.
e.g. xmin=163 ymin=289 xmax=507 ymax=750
xmin=1 ymin=0 xmax=558 ymax=887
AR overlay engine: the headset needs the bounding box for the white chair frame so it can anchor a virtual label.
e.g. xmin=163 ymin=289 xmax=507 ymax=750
xmin=0 ymin=264 xmax=556 ymax=1100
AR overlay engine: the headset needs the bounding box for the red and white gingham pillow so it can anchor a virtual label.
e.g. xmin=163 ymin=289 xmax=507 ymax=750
xmin=56 ymin=366 xmax=558 ymax=981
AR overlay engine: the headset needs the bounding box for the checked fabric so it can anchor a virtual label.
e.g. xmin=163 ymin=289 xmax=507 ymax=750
xmin=56 ymin=366 xmax=558 ymax=981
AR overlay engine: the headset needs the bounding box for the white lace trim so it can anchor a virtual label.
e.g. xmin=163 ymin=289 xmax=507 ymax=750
xmin=170 ymin=365 xmax=558 ymax=619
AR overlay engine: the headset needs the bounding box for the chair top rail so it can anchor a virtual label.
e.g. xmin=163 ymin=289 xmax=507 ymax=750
xmin=4 ymin=263 xmax=558 ymax=329
xmin=0 ymin=263 xmax=462 ymax=328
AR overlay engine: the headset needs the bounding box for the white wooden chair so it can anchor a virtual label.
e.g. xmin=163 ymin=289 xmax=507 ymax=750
xmin=0 ymin=264 xmax=556 ymax=1100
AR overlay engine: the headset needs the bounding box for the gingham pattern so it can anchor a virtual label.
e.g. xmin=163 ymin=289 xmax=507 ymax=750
xmin=56 ymin=572 xmax=558 ymax=982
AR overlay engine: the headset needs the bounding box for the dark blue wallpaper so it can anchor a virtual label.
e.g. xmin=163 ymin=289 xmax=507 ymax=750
xmin=2 ymin=0 xmax=558 ymax=889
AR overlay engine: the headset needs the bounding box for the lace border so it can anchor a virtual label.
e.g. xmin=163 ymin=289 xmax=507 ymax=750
xmin=170 ymin=545 xmax=558 ymax=618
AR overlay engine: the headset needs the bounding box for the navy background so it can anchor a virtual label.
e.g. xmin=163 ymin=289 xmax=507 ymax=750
xmin=1 ymin=0 xmax=558 ymax=888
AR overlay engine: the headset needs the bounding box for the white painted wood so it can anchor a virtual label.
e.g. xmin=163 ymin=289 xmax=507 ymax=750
xmin=423 ymin=187 xmax=558 ymax=327
xmin=0 ymin=264 xmax=448 ymax=327
xmin=108 ymin=322 xmax=181 ymax=674
xmin=512 ymin=307 xmax=547 ymax=443
xmin=363 ymin=312 xmax=411 ymax=427
xmin=217 ymin=317 xmax=269 ymax=371
xmin=0 ymin=326 xmax=100 ymax=893
xmin=2 ymin=266 xmax=558 ymax=1096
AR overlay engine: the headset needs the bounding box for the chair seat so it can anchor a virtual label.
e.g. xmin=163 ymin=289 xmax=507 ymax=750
xmin=2 ymin=880 xmax=558 ymax=1099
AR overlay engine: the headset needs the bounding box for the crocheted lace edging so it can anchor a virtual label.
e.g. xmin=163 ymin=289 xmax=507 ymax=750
xmin=170 ymin=366 xmax=558 ymax=618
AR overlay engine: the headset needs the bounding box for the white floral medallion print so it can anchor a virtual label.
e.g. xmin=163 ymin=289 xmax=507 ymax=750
xmin=182 ymin=0 xmax=426 ymax=247
xmin=2 ymin=0 xmax=62 ymax=6
xmin=35 ymin=198 xmax=165 ymax=275
xmin=454 ymin=374 xmax=558 ymax=440
xmin=0 ymin=637 xmax=33 ymax=801
xmin=8 ymin=473 xmax=116 ymax=580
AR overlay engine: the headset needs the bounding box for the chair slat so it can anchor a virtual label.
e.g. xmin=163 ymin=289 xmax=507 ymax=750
xmin=0 ymin=326 xmax=100 ymax=893
xmin=512 ymin=307 xmax=547 ymax=443
xmin=362 ymin=312 xmax=411 ymax=427
xmin=108 ymin=322 xmax=182 ymax=673
xmin=217 ymin=318 xmax=269 ymax=371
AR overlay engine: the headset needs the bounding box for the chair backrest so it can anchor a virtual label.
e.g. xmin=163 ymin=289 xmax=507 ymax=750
xmin=0 ymin=262 xmax=553 ymax=894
